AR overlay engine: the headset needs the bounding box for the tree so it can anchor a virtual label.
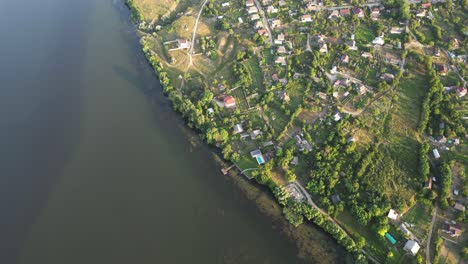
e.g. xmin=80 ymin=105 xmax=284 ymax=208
xmin=286 ymin=170 xmax=297 ymax=182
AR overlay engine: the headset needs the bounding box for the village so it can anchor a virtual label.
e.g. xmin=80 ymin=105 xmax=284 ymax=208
xmin=129 ymin=0 xmax=467 ymax=262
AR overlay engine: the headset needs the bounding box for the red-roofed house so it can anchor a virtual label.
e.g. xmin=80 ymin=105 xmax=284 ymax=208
xmin=457 ymin=87 xmax=467 ymax=97
xmin=257 ymin=29 xmax=267 ymax=36
xmin=301 ymin=14 xmax=313 ymax=22
xmin=421 ymin=2 xmax=432 ymax=8
xmin=223 ymin=95 xmax=236 ymax=108
xmin=340 ymin=9 xmax=350 ymax=16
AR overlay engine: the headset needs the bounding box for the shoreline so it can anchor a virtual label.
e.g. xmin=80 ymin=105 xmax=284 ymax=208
xmin=123 ymin=1 xmax=366 ymax=262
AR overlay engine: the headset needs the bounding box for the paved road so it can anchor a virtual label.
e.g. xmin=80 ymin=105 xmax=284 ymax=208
xmin=426 ymin=207 xmax=438 ymax=264
xmin=253 ymin=0 xmax=274 ymax=45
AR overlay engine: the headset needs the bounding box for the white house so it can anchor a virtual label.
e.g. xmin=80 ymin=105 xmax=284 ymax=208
xmin=433 ymin=148 xmax=440 ymax=159
xmin=372 ymin=35 xmax=385 ymax=46
xmin=404 ymin=240 xmax=420 ymax=256
xmin=388 ymin=209 xmax=399 ymax=220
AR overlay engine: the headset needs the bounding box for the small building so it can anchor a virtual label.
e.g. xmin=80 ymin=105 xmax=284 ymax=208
xmin=257 ymin=29 xmax=267 ymax=36
xmin=456 ymin=87 xmax=467 ymax=97
xmin=454 ymin=202 xmax=466 ymax=212
xmin=278 ymin=91 xmax=290 ymax=102
xmin=372 ymin=35 xmax=385 ymax=46
xmin=330 ymin=194 xmax=341 ymax=205
xmin=424 ymin=177 xmax=433 ymax=189
xmin=267 ymin=6 xmax=278 ymax=13
xmin=328 ymin=10 xmax=340 ymax=19
xmin=251 ymin=14 xmax=260 ymax=20
xmin=404 ymin=240 xmax=420 ymax=256
xmin=416 ymin=10 xmax=426 ymax=17
xmin=275 ymin=56 xmax=286 ymax=66
xmin=339 ymin=8 xmax=350 ymax=16
xmin=433 ymin=148 xmax=441 ymax=159
xmin=277 ymin=46 xmax=287 ymax=54
xmin=250 ymin=149 xmax=265 ymax=165
xmin=247 ymin=6 xmax=258 ymax=14
xmin=436 ymin=64 xmax=449 ymax=76
xmin=318 ymin=42 xmax=328 ymax=53
xmin=250 ymin=129 xmax=262 ymax=139
xmin=370 ymin=7 xmax=380 ymax=20
xmin=333 ymin=113 xmax=341 ymax=121
xmin=452 ymin=38 xmax=460 ymax=50
xmin=390 ymin=27 xmax=403 ymax=34
xmin=341 ymin=55 xmax=349 ymax=64
xmin=388 ymin=209 xmax=399 ymax=220
xmin=246 ymin=0 xmax=255 ymax=7
xmin=353 ymin=7 xmax=364 ymax=18
xmin=442 ymin=223 xmax=462 ymax=237
xmin=290 ymin=156 xmax=299 ymax=166
xmin=207 ymin=108 xmax=214 ymax=115
xmin=271 ymin=19 xmax=281 ymax=28
xmin=233 ymin=123 xmax=244 ymax=134
xmin=178 ymin=39 xmax=190 ymax=49
xmin=223 ymin=95 xmax=236 ymax=108
xmin=275 ymin=33 xmax=285 ymax=45
xmin=421 ymin=2 xmax=432 ymax=8
xmin=400 ymin=223 xmax=411 ymax=236
xmin=301 ymin=14 xmax=313 ymax=22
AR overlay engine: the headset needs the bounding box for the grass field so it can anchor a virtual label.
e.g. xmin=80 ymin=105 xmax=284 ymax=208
xmin=243 ymin=57 xmax=264 ymax=90
xmin=355 ymin=26 xmax=375 ymax=46
xmin=401 ymin=201 xmax=432 ymax=237
xmin=134 ymin=0 xmax=177 ymax=21
xmin=231 ymin=87 xmax=249 ymax=111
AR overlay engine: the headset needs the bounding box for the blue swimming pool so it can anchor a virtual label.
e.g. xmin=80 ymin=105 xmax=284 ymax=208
xmin=256 ymin=156 xmax=265 ymax=165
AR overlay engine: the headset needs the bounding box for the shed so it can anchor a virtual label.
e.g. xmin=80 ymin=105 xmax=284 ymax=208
xmin=403 ymin=240 xmax=420 ymax=256
xmin=388 ymin=209 xmax=398 ymax=220
xmin=433 ymin=149 xmax=440 ymax=159
xmin=330 ymin=194 xmax=341 ymax=205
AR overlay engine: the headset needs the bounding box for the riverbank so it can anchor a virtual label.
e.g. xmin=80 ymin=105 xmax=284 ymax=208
xmin=124 ymin=1 xmax=363 ymax=263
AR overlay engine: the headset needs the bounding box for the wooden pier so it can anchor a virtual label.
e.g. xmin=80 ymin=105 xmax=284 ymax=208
xmin=221 ymin=164 xmax=235 ymax=175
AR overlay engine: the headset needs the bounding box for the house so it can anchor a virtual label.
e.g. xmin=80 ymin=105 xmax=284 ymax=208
xmin=251 ymin=14 xmax=260 ymax=20
xmin=353 ymin=8 xmax=364 ymax=18
xmin=278 ymin=91 xmax=290 ymax=102
xmin=433 ymin=148 xmax=440 ymax=159
xmin=267 ymin=6 xmax=278 ymax=13
xmin=301 ymin=14 xmax=313 ymax=22
xmin=404 ymin=240 xmax=420 ymax=256
xmin=233 ymin=123 xmax=244 ymax=134
xmin=400 ymin=223 xmax=411 ymax=236
xmin=357 ymin=85 xmax=367 ymax=95
xmin=250 ymin=129 xmax=262 ymax=139
xmin=330 ymin=194 xmax=341 ymax=205
xmin=254 ymin=20 xmax=263 ymax=28
xmin=238 ymin=17 xmax=244 ymax=24
xmin=436 ymin=64 xmax=448 ymax=76
xmin=390 ymin=27 xmax=403 ymax=34
xmin=381 ymin=73 xmax=395 ymax=81
xmin=178 ymin=39 xmax=190 ymax=49
xmin=333 ymin=113 xmax=341 ymax=121
xmin=372 ymin=35 xmax=385 ymax=46
xmin=275 ymin=33 xmax=285 ymax=45
xmin=421 ymin=2 xmax=432 ymax=8
xmin=247 ymin=6 xmax=258 ymax=14
xmin=207 ymin=108 xmax=214 ymax=115
xmin=341 ymin=55 xmax=349 ymax=64
xmin=452 ymin=38 xmax=460 ymax=50
xmin=416 ymin=10 xmax=426 ymax=17
xmin=388 ymin=209 xmax=399 ymax=220
xmin=456 ymin=87 xmax=467 ymax=97
xmin=328 ymin=10 xmax=340 ymax=19
xmin=442 ymin=223 xmax=463 ymax=237
xmin=424 ymin=177 xmax=433 ymax=189
xmin=346 ymin=40 xmax=357 ymax=50
xmin=250 ymin=149 xmax=265 ymax=165
xmin=318 ymin=42 xmax=328 ymax=53
xmin=433 ymin=48 xmax=440 ymax=57
xmin=246 ymin=0 xmax=255 ymax=7
xmin=223 ymin=95 xmax=236 ymax=108
xmin=272 ymin=73 xmax=279 ymax=81
xmin=290 ymin=156 xmax=299 ymax=166
xmin=271 ymin=19 xmax=281 ymax=28
xmin=275 ymin=56 xmax=286 ymax=65
xmin=258 ymin=29 xmax=268 ymax=36
xmin=339 ymin=8 xmax=350 ymax=16
xmin=277 ymin=46 xmax=287 ymax=54
xmin=370 ymin=7 xmax=380 ymax=20
xmin=454 ymin=203 xmax=466 ymax=212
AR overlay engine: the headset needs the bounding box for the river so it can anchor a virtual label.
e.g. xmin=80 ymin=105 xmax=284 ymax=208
xmin=0 ymin=0 xmax=345 ymax=263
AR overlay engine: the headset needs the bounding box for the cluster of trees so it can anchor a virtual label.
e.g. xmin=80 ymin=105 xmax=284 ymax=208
xmin=418 ymin=142 xmax=431 ymax=183
xmin=280 ymin=200 xmax=367 ymax=263
xmin=233 ymin=62 xmax=253 ymax=88
xmin=200 ymin=37 xmax=218 ymax=60
xmin=439 ymin=162 xmax=452 ymax=208
xmin=125 ymin=0 xmax=145 ymax=23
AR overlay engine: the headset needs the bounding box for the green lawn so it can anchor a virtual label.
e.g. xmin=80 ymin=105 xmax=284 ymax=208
xmin=244 ymin=57 xmax=264 ymax=90
xmin=355 ymin=26 xmax=375 ymax=46
xmin=401 ymin=201 xmax=433 ymax=236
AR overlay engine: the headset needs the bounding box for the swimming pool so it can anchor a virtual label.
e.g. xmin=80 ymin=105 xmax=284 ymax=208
xmin=256 ymin=156 xmax=265 ymax=165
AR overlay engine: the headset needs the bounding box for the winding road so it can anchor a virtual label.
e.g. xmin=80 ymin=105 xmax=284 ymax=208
xmin=188 ymin=0 xmax=209 ymax=67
